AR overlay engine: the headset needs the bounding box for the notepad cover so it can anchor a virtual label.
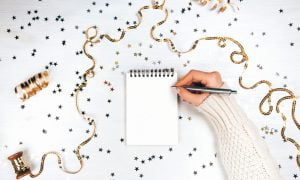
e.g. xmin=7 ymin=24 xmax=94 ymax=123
xmin=125 ymin=69 xmax=178 ymax=145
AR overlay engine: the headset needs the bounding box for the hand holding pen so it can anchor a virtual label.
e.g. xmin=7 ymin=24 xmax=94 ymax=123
xmin=174 ymin=70 xmax=236 ymax=106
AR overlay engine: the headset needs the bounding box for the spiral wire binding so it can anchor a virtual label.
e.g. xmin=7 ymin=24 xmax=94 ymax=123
xmin=129 ymin=68 xmax=175 ymax=77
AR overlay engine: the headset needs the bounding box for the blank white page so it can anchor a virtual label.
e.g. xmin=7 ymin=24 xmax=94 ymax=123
xmin=126 ymin=69 xmax=178 ymax=145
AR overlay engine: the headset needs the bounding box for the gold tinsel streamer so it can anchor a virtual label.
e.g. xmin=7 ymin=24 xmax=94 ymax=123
xmin=8 ymin=46 xmax=97 ymax=178
xmin=194 ymin=0 xmax=238 ymax=13
xmin=81 ymin=0 xmax=299 ymax=168
xmin=18 ymin=0 xmax=298 ymax=177
xmin=27 ymin=78 xmax=96 ymax=177
xmin=18 ymin=45 xmax=97 ymax=178
xmin=195 ymin=0 xmax=228 ymax=13
xmin=8 ymin=81 xmax=96 ymax=178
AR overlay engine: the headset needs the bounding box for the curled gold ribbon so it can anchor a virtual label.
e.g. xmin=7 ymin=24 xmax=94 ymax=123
xmin=15 ymin=71 xmax=49 ymax=101
xmin=81 ymin=0 xmax=299 ymax=168
xmin=28 ymin=78 xmax=96 ymax=177
xmin=195 ymin=0 xmax=232 ymax=13
xmin=25 ymin=28 xmax=98 ymax=178
xmin=9 ymin=0 xmax=297 ymax=178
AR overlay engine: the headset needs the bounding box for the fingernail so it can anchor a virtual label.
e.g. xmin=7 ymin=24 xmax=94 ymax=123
xmin=176 ymin=88 xmax=180 ymax=94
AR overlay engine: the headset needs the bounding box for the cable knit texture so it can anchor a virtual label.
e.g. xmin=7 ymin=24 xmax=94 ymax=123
xmin=195 ymin=83 xmax=282 ymax=180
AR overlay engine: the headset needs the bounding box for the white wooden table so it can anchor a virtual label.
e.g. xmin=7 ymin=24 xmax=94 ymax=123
xmin=0 ymin=0 xmax=299 ymax=179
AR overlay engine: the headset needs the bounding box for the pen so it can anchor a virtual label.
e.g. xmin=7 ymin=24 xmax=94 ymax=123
xmin=172 ymin=85 xmax=237 ymax=94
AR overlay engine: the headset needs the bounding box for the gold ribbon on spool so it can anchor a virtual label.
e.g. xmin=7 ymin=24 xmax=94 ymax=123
xmin=8 ymin=152 xmax=31 ymax=179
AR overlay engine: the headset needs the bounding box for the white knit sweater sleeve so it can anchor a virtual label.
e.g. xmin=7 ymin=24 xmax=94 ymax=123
xmin=194 ymin=83 xmax=283 ymax=180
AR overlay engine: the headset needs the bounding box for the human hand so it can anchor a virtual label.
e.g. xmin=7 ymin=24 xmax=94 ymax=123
xmin=175 ymin=70 xmax=223 ymax=106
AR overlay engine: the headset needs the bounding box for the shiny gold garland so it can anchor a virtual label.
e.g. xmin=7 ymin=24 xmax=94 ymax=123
xmin=27 ymin=75 xmax=96 ymax=177
xmin=18 ymin=48 xmax=97 ymax=177
xmin=82 ymin=0 xmax=299 ymax=168
xmin=9 ymin=68 xmax=96 ymax=179
xmin=15 ymin=0 xmax=297 ymax=177
xmin=195 ymin=0 xmax=231 ymax=13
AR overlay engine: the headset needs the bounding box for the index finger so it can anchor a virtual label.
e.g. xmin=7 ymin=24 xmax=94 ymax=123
xmin=175 ymin=70 xmax=210 ymax=87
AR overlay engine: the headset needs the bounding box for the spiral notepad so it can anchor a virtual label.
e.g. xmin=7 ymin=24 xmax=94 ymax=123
xmin=125 ymin=69 xmax=178 ymax=145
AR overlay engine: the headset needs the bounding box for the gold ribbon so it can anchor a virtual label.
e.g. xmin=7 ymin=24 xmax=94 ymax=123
xmin=15 ymin=71 xmax=49 ymax=101
xmin=15 ymin=0 xmax=297 ymax=178
xmin=26 ymin=39 xmax=97 ymax=177
xmin=195 ymin=0 xmax=232 ymax=13
xmin=82 ymin=0 xmax=299 ymax=168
